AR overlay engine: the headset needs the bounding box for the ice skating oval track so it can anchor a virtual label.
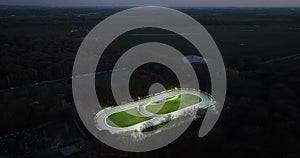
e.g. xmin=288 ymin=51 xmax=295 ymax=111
xmin=95 ymin=88 xmax=215 ymax=134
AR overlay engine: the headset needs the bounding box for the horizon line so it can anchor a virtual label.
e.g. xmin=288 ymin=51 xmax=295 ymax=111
xmin=1 ymin=4 xmax=300 ymax=8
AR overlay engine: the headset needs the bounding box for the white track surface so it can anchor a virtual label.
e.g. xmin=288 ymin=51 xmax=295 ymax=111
xmin=95 ymin=88 xmax=215 ymax=134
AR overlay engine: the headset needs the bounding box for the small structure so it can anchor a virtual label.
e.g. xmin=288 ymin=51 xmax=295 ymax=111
xmin=183 ymin=55 xmax=207 ymax=64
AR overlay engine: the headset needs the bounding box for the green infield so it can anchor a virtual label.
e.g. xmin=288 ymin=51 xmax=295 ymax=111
xmin=106 ymin=108 xmax=150 ymax=127
xmin=146 ymin=94 xmax=201 ymax=114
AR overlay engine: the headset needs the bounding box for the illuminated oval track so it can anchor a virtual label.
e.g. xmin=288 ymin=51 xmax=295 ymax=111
xmin=94 ymin=88 xmax=215 ymax=135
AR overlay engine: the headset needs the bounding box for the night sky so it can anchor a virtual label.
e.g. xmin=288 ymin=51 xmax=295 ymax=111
xmin=0 ymin=0 xmax=300 ymax=7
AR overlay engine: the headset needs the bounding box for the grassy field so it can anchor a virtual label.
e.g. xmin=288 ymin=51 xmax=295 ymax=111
xmin=106 ymin=108 xmax=150 ymax=127
xmin=106 ymin=93 xmax=201 ymax=127
xmin=146 ymin=94 xmax=201 ymax=114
